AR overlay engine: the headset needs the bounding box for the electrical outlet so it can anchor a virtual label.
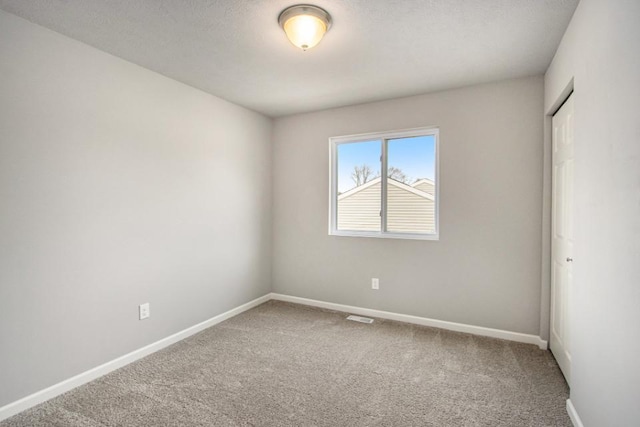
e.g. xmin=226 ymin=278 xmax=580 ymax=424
xmin=139 ymin=303 xmax=150 ymax=320
xmin=371 ymin=278 xmax=379 ymax=290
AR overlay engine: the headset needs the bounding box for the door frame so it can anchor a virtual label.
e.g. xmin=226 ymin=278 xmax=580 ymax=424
xmin=540 ymin=78 xmax=574 ymax=348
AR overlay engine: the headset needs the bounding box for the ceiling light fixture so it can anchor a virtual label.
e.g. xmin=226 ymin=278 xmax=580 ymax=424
xmin=278 ymin=4 xmax=332 ymax=51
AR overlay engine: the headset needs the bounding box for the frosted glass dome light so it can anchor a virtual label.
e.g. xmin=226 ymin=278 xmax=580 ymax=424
xmin=278 ymin=5 xmax=332 ymax=51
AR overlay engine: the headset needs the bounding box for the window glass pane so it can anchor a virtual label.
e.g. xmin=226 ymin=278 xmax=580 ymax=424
xmin=386 ymin=135 xmax=436 ymax=233
xmin=337 ymin=140 xmax=381 ymax=231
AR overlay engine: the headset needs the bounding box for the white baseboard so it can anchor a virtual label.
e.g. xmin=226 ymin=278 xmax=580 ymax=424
xmin=271 ymin=293 xmax=548 ymax=349
xmin=0 ymin=293 xmax=271 ymax=422
xmin=566 ymin=399 xmax=584 ymax=427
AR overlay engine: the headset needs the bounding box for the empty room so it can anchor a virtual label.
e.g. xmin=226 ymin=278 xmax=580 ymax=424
xmin=0 ymin=1 xmax=638 ymax=426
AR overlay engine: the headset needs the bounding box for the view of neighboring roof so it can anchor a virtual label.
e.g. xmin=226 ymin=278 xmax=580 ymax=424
xmin=338 ymin=177 xmax=434 ymax=201
xmin=411 ymin=178 xmax=435 ymax=196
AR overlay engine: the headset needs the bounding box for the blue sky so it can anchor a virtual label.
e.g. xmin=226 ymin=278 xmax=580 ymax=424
xmin=337 ymin=135 xmax=436 ymax=193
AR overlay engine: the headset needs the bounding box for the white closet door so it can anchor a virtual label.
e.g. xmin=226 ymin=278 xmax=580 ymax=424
xmin=550 ymin=94 xmax=574 ymax=384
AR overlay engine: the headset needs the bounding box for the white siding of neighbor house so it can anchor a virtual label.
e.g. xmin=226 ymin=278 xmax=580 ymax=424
xmin=337 ymin=179 xmax=435 ymax=233
xmin=412 ymin=179 xmax=435 ymax=196
xmin=337 ymin=181 xmax=381 ymax=231
xmin=387 ymin=184 xmax=435 ymax=233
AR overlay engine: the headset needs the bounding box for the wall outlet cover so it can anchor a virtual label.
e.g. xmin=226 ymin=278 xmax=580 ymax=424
xmin=139 ymin=303 xmax=150 ymax=320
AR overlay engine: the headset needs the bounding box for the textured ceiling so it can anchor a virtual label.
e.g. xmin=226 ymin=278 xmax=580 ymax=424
xmin=0 ymin=0 xmax=578 ymax=117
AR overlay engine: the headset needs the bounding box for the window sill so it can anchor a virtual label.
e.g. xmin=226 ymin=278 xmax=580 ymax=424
xmin=329 ymin=230 xmax=439 ymax=241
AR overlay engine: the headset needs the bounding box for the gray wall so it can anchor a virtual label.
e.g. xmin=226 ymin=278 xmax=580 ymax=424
xmin=272 ymin=76 xmax=545 ymax=336
xmin=0 ymin=10 xmax=272 ymax=407
xmin=545 ymin=0 xmax=640 ymax=425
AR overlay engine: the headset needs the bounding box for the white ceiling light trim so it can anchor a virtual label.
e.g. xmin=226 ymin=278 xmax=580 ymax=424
xmin=278 ymin=4 xmax=332 ymax=51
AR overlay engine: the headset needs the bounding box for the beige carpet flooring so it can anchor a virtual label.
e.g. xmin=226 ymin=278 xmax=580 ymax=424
xmin=1 ymin=301 xmax=571 ymax=426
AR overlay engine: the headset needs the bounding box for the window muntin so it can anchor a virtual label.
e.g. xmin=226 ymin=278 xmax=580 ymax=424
xmin=329 ymin=127 xmax=439 ymax=240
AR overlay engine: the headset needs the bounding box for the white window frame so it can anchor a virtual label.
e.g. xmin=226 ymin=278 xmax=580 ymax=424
xmin=329 ymin=126 xmax=439 ymax=240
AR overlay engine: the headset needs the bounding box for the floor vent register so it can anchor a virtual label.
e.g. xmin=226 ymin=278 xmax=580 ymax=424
xmin=346 ymin=315 xmax=374 ymax=324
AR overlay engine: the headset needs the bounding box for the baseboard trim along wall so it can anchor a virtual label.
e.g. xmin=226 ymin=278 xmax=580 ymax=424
xmin=566 ymin=399 xmax=585 ymax=427
xmin=271 ymin=293 xmax=549 ymax=350
xmin=0 ymin=293 xmax=271 ymax=422
xmin=1 ymin=292 xmax=549 ymax=422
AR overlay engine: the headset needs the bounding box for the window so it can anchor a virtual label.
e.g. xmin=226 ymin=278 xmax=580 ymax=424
xmin=329 ymin=127 xmax=439 ymax=240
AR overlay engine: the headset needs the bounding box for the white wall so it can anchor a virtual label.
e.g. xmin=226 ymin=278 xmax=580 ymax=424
xmin=272 ymin=76 xmax=545 ymax=336
xmin=544 ymin=0 xmax=640 ymax=425
xmin=0 ymin=10 xmax=272 ymax=407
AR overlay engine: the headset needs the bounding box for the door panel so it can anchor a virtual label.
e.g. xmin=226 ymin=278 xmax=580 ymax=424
xmin=550 ymin=94 xmax=574 ymax=384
